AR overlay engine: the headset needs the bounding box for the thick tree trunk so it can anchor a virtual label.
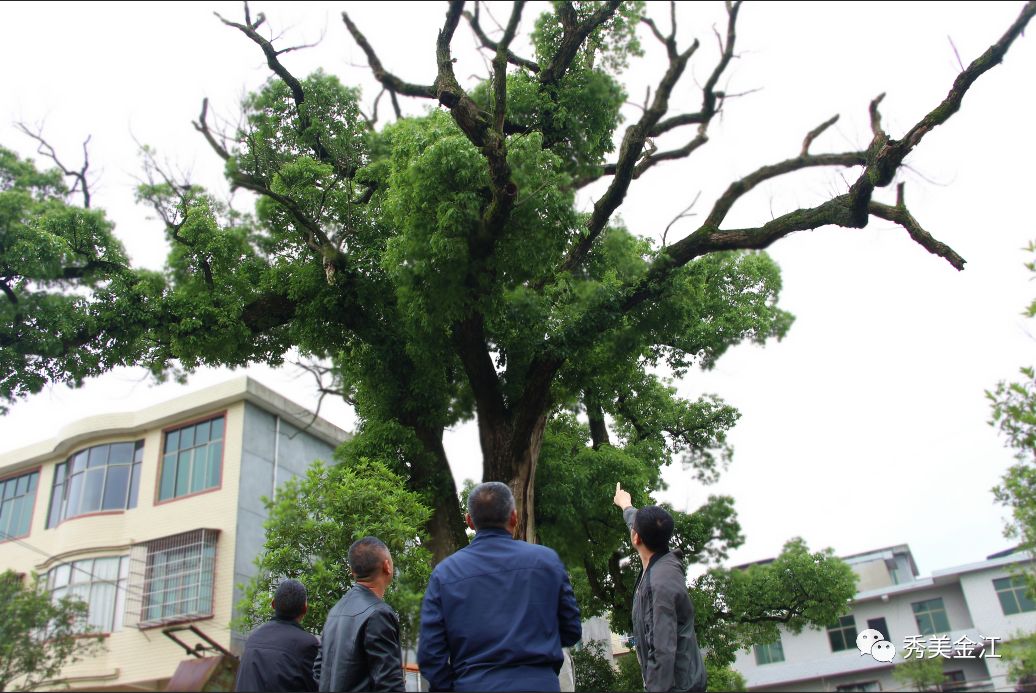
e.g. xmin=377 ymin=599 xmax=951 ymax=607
xmin=481 ymin=411 xmax=549 ymax=543
xmin=411 ymin=425 xmax=469 ymax=563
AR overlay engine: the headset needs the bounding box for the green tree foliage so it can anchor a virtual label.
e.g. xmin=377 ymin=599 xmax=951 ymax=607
xmin=694 ymin=539 xmax=858 ymax=667
xmin=990 ymin=243 xmax=1036 ymax=564
xmin=1001 ymin=631 xmax=1036 ymax=685
xmin=571 ymin=640 xmax=618 ymax=692
xmin=891 ymin=656 xmax=945 ymax=692
xmin=0 ymin=570 xmax=103 ymax=691
xmin=705 ymin=661 xmax=747 ymax=692
xmin=236 ymin=459 xmax=431 ymax=648
xmin=615 ymin=652 xmax=644 ymax=691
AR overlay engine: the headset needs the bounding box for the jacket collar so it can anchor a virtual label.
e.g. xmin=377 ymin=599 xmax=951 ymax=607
xmin=471 ymin=527 xmax=513 ymax=542
xmin=272 ymin=616 xmax=305 ymax=630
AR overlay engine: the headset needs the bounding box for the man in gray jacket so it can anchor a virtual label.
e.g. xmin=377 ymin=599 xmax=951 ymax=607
xmin=614 ymin=483 xmax=707 ymax=692
xmin=314 ymin=536 xmax=405 ymax=692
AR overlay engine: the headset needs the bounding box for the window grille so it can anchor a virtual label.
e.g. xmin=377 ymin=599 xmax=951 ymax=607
xmin=125 ymin=529 xmax=219 ymax=628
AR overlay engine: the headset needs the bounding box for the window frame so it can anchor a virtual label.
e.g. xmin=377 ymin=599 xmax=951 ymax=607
xmin=0 ymin=467 xmax=40 ymax=543
xmin=47 ymin=555 xmax=130 ymax=634
xmin=911 ymin=597 xmax=951 ymax=635
xmin=754 ymin=636 xmax=785 ymax=665
xmin=46 ymin=442 xmax=143 ymax=528
xmin=139 ymin=529 xmax=219 ymax=629
xmin=993 ymin=575 xmax=1036 ymax=616
xmin=154 ymin=412 xmax=227 ymax=506
xmin=827 ymin=614 xmax=858 ymax=653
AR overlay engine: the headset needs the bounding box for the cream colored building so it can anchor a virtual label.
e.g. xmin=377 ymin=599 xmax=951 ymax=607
xmin=0 ymin=377 xmax=348 ymax=691
xmin=733 ymin=544 xmax=1036 ymax=692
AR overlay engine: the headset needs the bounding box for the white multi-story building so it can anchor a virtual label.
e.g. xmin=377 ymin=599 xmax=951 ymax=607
xmin=733 ymin=544 xmax=1036 ymax=691
xmin=0 ymin=377 xmax=348 ymax=691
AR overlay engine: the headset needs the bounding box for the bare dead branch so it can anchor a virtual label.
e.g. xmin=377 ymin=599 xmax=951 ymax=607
xmin=342 ymin=11 xmax=436 ymax=99
xmin=868 ymin=93 xmax=886 ymax=137
xmin=360 ymin=88 xmax=386 ymax=130
xmin=218 ymin=3 xmax=349 ymax=175
xmin=493 ymin=1 xmax=526 ymax=134
xmin=662 ymin=191 xmax=702 ymax=247
xmin=465 ymin=2 xmax=540 ymax=73
xmin=870 ymin=187 xmax=966 ymax=270
xmin=897 ymin=0 xmax=1036 ymax=154
xmin=801 ymin=114 xmax=839 ymax=156
xmin=559 ymin=8 xmax=711 ymax=274
xmin=701 ymin=151 xmax=868 ymax=231
xmin=192 ymin=98 xmax=231 ymax=162
xmin=16 ymin=123 xmax=93 ymax=208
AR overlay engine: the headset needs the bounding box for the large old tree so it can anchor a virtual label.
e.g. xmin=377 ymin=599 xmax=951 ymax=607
xmin=2 ymin=0 xmax=1034 ymax=592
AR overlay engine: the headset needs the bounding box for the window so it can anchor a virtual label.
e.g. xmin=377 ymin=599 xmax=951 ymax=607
xmin=994 ymin=575 xmax=1036 ymax=616
xmin=141 ymin=529 xmax=218 ymax=626
xmin=835 ymin=682 xmax=881 ymax=692
xmin=158 ymin=417 xmax=224 ymax=502
xmin=48 ymin=556 xmax=129 ymax=633
xmin=47 ymin=441 xmax=143 ymax=526
xmin=754 ymin=637 xmax=785 ymax=665
xmin=912 ymin=597 xmax=951 ymax=635
xmin=0 ymin=470 xmax=39 ymax=540
xmin=828 ymin=614 xmax=858 ymax=652
xmin=942 ymin=670 xmax=967 ymax=693
xmin=867 ymin=617 xmax=891 ymax=642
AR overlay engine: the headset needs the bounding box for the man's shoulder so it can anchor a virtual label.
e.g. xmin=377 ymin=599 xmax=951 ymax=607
xmin=649 ymin=553 xmax=689 ymax=593
xmin=247 ymin=619 xmax=318 ymax=648
xmin=432 ymin=538 xmax=563 ymax=577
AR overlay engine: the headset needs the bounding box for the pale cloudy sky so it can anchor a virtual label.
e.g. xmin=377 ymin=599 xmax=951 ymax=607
xmin=1 ymin=1 xmax=1034 ymax=577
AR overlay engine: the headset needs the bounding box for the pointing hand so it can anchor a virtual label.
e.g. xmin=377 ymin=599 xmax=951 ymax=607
xmin=613 ymin=482 xmax=632 ymax=510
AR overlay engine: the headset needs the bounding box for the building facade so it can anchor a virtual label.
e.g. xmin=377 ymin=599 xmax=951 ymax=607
xmin=0 ymin=377 xmax=348 ymax=691
xmin=733 ymin=544 xmax=1036 ymax=692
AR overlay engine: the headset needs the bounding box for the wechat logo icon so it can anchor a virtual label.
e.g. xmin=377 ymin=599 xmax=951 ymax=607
xmin=857 ymin=628 xmax=897 ymax=662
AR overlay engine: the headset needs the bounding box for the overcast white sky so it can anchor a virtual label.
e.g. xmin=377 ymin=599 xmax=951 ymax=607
xmin=1 ymin=1 xmax=1034 ymax=577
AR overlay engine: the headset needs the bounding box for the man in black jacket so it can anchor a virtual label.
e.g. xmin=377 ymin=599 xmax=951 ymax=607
xmin=314 ymin=536 xmax=405 ymax=692
xmin=614 ymin=483 xmax=707 ymax=692
xmin=235 ymin=578 xmax=319 ymax=692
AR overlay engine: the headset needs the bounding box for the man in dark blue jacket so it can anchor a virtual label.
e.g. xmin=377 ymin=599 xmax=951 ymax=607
xmin=418 ymin=482 xmax=582 ymax=691
xmin=235 ymin=578 xmax=319 ymax=692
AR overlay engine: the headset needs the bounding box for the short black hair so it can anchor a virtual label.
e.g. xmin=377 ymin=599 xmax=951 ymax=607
xmin=349 ymin=536 xmax=389 ymax=580
xmin=634 ymin=505 xmax=674 ymax=553
xmin=273 ymin=578 xmax=307 ymax=620
xmin=467 ymin=481 xmax=515 ymax=530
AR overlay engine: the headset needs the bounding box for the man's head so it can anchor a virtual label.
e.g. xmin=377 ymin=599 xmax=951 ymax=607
xmin=272 ymin=578 xmax=308 ymax=622
xmin=466 ymin=481 xmax=518 ymax=532
xmin=632 ymin=505 xmax=674 ymax=554
xmin=349 ymin=536 xmax=393 ymax=587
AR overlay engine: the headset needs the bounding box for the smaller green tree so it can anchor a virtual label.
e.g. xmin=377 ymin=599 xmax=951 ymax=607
xmin=891 ymin=657 xmax=945 ymax=692
xmin=693 ymin=538 xmax=859 ymax=667
xmin=0 ymin=570 xmax=103 ymax=692
xmin=236 ymin=458 xmax=431 ymax=648
xmin=614 ymin=653 xmax=643 ymax=692
xmin=1001 ymin=631 xmax=1036 ymax=686
xmin=571 ymin=640 xmax=618 ymax=692
xmin=705 ymin=661 xmax=747 ymax=692
xmin=989 ymin=241 xmax=1036 ymax=598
